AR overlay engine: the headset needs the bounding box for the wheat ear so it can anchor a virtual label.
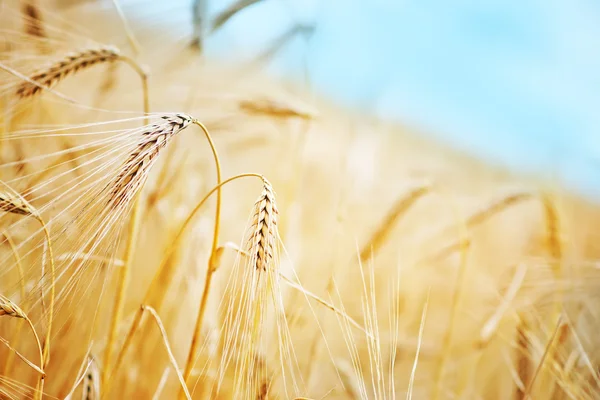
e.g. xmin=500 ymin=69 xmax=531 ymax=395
xmin=107 ymin=174 xmax=262 ymax=396
xmin=248 ymin=178 xmax=278 ymax=271
xmin=210 ymin=0 xmax=263 ymax=33
xmin=0 ymin=295 xmax=44 ymax=377
xmin=15 ymin=47 xmax=120 ymax=98
xmin=81 ymin=355 xmax=101 ymax=400
xmin=359 ymin=184 xmax=430 ymax=264
xmin=102 ymin=114 xmax=193 ymax=388
xmin=22 ymin=1 xmax=46 ymax=39
xmin=14 ymin=45 xmax=149 ymax=122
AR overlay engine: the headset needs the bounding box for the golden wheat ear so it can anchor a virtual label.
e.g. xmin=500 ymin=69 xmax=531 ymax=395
xmin=15 ymin=46 xmax=122 ymax=98
xmin=0 ymin=295 xmax=26 ymax=318
xmin=21 ymin=1 xmax=46 ymax=39
xmin=108 ymin=113 xmax=194 ymax=207
xmin=11 ymin=44 xmax=149 ymax=120
xmin=247 ymin=178 xmax=278 ymax=272
xmin=0 ymin=190 xmax=37 ymax=216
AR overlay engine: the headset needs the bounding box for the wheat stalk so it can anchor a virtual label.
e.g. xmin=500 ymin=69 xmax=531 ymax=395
xmin=0 ymin=183 xmax=55 ymax=400
xmin=1 ymin=232 xmax=26 ymax=375
xmin=142 ymin=305 xmax=192 ymax=400
xmin=110 ymin=0 xmax=140 ymax=55
xmin=0 ymin=295 xmax=44 ymax=377
xmin=523 ymin=317 xmax=568 ymax=398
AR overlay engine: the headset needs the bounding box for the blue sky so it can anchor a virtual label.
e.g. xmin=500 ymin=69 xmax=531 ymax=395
xmin=162 ymin=0 xmax=600 ymax=198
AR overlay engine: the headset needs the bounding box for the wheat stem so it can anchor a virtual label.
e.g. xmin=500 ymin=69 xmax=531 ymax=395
xmin=0 ymin=336 xmax=45 ymax=376
xmin=523 ymin=316 xmax=566 ymax=399
xmin=0 ymin=296 xmax=44 ymax=377
xmin=280 ymin=275 xmax=371 ymax=338
xmin=2 ymin=231 xmax=26 ymax=375
xmin=111 ymin=0 xmax=141 ymax=55
xmin=36 ymin=216 xmax=55 ymax=400
xmin=181 ymin=120 xmax=223 ymax=394
xmin=142 ymin=305 xmax=192 ymax=400
xmin=0 ymin=183 xmax=53 ymax=397
xmin=118 ymin=55 xmax=149 ymax=124
xmin=407 ymin=290 xmax=430 ymax=400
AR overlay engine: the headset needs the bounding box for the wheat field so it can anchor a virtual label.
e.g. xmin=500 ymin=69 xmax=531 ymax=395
xmin=0 ymin=1 xmax=599 ymax=399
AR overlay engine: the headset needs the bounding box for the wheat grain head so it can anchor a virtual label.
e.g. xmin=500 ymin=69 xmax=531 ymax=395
xmin=109 ymin=114 xmax=193 ymax=207
xmin=15 ymin=46 xmax=121 ymax=98
xmin=0 ymin=295 xmax=26 ymax=318
xmin=0 ymin=189 xmax=35 ymax=216
xmin=247 ymin=178 xmax=278 ymax=272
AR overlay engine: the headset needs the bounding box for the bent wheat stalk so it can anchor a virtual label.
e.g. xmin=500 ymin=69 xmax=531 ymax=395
xmin=0 ymin=295 xmax=44 ymax=377
xmin=180 ymin=119 xmax=224 ymax=392
xmin=0 ymin=184 xmax=54 ymax=399
xmin=2 ymin=231 xmax=27 ymax=375
xmin=143 ymin=305 xmax=192 ymax=400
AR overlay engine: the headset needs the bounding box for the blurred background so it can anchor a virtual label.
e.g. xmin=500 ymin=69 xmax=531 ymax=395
xmin=117 ymin=0 xmax=600 ymax=198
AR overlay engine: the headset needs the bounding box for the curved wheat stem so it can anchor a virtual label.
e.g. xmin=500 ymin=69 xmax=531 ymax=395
xmin=0 ymin=191 xmax=54 ymax=399
xmin=142 ymin=305 xmax=192 ymax=400
xmin=0 ymin=295 xmax=44 ymax=377
xmin=181 ymin=120 xmax=223 ymax=394
xmin=0 ymin=185 xmax=53 ymax=397
xmin=2 ymin=231 xmax=27 ymax=375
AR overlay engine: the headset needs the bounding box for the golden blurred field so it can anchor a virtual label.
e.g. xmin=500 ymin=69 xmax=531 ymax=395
xmin=0 ymin=1 xmax=599 ymax=399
